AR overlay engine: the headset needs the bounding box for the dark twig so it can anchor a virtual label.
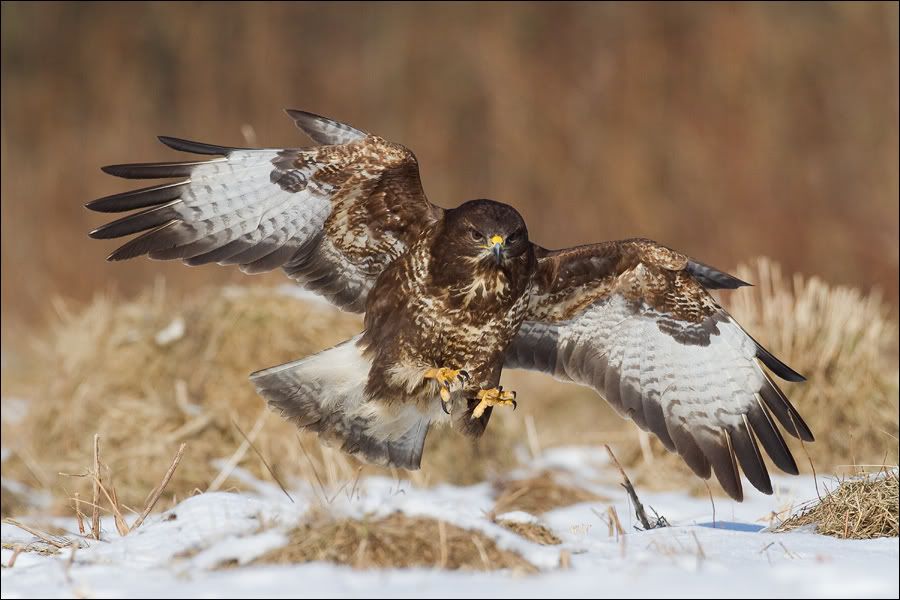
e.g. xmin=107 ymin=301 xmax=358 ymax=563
xmin=233 ymin=419 xmax=294 ymax=503
xmin=605 ymin=444 xmax=667 ymax=530
xmin=130 ymin=443 xmax=186 ymax=531
xmin=91 ymin=434 xmax=101 ymax=540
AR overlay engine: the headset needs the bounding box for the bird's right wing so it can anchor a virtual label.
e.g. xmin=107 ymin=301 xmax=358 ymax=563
xmin=88 ymin=110 xmax=443 ymax=312
xmin=505 ymin=239 xmax=812 ymax=500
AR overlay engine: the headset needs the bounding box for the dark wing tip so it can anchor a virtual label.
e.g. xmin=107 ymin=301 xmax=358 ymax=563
xmin=101 ymin=164 xmax=133 ymax=177
xmin=755 ymin=341 xmax=806 ymax=382
xmin=697 ymin=433 xmax=744 ymax=501
xmin=87 ymin=202 xmax=179 ymax=241
xmin=284 ymin=108 xmax=328 ymax=132
xmin=758 ymin=373 xmax=816 ymax=443
xmin=100 ymin=219 xmax=181 ymax=262
xmin=284 ymin=108 xmax=367 ymax=145
xmin=157 ymin=136 xmax=239 ymax=155
xmin=100 ymin=161 xmax=202 ymax=179
xmin=714 ymin=274 xmax=752 ymax=289
xmin=106 ymin=246 xmax=136 ymax=261
xmin=687 ymin=260 xmax=752 ymax=290
xmin=86 ymin=181 xmax=188 ymax=214
xmin=731 ymin=420 xmax=774 ymax=496
xmin=284 ymin=108 xmax=321 ymax=120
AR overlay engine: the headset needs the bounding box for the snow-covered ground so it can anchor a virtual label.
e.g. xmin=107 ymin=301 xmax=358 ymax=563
xmin=2 ymin=447 xmax=898 ymax=598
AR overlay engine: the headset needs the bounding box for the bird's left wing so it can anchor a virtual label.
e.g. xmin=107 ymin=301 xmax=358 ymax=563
xmin=505 ymin=238 xmax=813 ymax=500
xmin=87 ymin=110 xmax=442 ymax=312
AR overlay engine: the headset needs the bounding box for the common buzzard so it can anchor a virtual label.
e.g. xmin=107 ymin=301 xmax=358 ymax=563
xmin=87 ymin=110 xmax=813 ymax=500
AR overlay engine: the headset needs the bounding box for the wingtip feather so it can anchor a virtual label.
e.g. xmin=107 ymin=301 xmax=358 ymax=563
xmin=284 ymin=108 xmax=367 ymax=145
xmin=157 ymin=135 xmax=238 ymax=155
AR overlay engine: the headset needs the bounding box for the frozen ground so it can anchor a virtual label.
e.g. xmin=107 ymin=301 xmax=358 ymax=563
xmin=2 ymin=447 xmax=898 ymax=599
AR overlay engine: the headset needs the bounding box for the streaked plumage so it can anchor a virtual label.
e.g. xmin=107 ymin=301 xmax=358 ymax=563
xmin=88 ymin=110 xmax=812 ymax=500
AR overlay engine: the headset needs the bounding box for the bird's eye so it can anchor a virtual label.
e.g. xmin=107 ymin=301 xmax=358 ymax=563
xmin=470 ymin=229 xmax=484 ymax=242
xmin=507 ymin=230 xmax=522 ymax=244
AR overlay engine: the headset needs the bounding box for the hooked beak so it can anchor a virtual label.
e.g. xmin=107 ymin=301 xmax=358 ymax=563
xmin=489 ymin=234 xmax=504 ymax=265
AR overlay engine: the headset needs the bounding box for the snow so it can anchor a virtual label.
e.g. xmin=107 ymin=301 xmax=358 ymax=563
xmin=2 ymin=447 xmax=898 ymax=598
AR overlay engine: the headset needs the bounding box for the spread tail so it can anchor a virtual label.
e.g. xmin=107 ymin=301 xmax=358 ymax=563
xmin=250 ymin=335 xmax=430 ymax=469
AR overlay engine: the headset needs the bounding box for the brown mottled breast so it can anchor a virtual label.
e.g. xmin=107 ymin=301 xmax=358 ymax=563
xmin=361 ymin=219 xmax=536 ymax=414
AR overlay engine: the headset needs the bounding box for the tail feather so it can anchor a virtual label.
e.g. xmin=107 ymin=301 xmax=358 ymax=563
xmin=250 ymin=335 xmax=430 ymax=470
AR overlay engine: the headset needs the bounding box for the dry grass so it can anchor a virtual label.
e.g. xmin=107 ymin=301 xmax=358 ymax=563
xmin=0 ymin=284 xmax=523 ymax=515
xmin=256 ymin=512 xmax=537 ymax=573
xmin=493 ymin=471 xmax=606 ymax=516
xmin=776 ymin=470 xmax=899 ymax=539
xmin=495 ymin=519 xmax=562 ymax=546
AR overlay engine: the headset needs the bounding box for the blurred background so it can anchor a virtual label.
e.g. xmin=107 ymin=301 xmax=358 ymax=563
xmin=2 ymin=1 xmax=898 ymax=346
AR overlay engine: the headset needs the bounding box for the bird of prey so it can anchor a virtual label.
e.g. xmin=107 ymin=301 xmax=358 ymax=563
xmin=87 ymin=109 xmax=813 ymax=500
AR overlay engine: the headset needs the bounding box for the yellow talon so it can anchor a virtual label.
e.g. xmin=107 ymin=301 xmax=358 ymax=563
xmin=423 ymin=367 xmax=469 ymax=388
xmin=424 ymin=367 xmax=470 ymax=414
xmin=472 ymin=386 xmax=517 ymax=420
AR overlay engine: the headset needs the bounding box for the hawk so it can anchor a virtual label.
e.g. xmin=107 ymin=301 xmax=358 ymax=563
xmin=87 ymin=109 xmax=813 ymax=500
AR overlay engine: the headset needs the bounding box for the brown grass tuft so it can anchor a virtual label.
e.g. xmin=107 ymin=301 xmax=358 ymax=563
xmin=776 ymin=470 xmax=899 ymax=539
xmin=493 ymin=471 xmax=606 ymax=515
xmin=256 ymin=512 xmax=537 ymax=573
xmin=496 ymin=519 xmax=561 ymax=546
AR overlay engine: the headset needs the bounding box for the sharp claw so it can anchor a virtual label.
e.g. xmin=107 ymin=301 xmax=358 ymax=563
xmin=441 ymin=400 xmax=451 ymax=415
xmin=511 ymin=400 xmax=518 ymax=410
xmin=511 ymin=390 xmax=517 ymax=400
xmin=458 ymin=370 xmax=470 ymax=383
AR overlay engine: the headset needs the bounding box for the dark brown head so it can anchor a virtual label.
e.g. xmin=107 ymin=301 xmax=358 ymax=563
xmin=438 ymin=199 xmax=530 ymax=268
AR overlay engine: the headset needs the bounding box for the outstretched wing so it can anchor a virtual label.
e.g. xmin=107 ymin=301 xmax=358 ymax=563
xmin=87 ymin=110 xmax=442 ymax=312
xmin=505 ymin=238 xmax=813 ymax=500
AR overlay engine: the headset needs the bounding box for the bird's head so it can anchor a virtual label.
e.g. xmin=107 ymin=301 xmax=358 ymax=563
xmin=442 ymin=199 xmax=530 ymax=268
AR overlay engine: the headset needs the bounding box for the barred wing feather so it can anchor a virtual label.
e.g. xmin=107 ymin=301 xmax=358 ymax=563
xmin=87 ymin=110 xmax=441 ymax=312
xmin=506 ymin=239 xmax=812 ymax=500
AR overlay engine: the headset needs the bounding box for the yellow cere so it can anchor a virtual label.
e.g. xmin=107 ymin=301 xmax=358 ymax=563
xmin=489 ymin=235 xmax=504 ymax=246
